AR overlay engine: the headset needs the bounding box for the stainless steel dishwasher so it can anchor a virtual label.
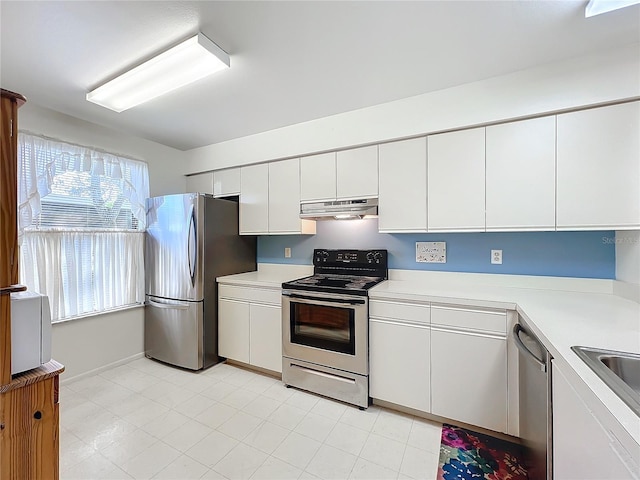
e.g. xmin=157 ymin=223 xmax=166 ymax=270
xmin=514 ymin=320 xmax=553 ymax=480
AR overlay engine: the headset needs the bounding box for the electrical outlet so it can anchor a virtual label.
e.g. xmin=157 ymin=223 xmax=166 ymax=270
xmin=284 ymin=247 xmax=292 ymax=258
xmin=491 ymin=249 xmax=502 ymax=265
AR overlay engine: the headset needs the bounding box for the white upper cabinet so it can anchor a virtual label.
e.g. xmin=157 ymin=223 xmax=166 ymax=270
xmin=186 ymin=172 xmax=214 ymax=194
xmin=378 ymin=137 xmax=428 ymax=232
xmin=269 ymin=158 xmax=315 ymax=234
xmin=336 ymin=145 xmax=378 ymax=200
xmin=486 ymin=116 xmax=556 ymax=231
xmin=428 ymin=128 xmax=485 ymax=231
xmin=300 ymin=152 xmax=336 ymax=202
xmin=213 ymin=168 xmax=241 ymax=198
xmin=240 ymin=163 xmax=269 ymax=235
xmin=557 ymin=101 xmax=640 ymax=230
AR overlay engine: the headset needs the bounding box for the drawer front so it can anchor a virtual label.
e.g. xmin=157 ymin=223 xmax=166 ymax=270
xmin=431 ymin=304 xmax=506 ymax=335
xmin=369 ymin=299 xmax=430 ymax=325
xmin=218 ymin=284 xmax=281 ymax=305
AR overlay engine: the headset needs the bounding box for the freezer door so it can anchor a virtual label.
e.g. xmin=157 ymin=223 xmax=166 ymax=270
xmin=146 ymin=194 xmax=204 ymax=301
xmin=145 ymin=295 xmax=203 ymax=370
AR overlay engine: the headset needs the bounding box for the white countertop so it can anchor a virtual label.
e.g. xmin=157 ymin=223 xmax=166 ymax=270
xmin=217 ymin=264 xmax=313 ymax=289
xmin=370 ymin=276 xmax=640 ymax=449
xmin=218 ymin=264 xmax=640 ymax=448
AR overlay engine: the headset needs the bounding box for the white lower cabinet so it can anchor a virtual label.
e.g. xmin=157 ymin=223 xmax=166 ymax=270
xmin=249 ymin=303 xmax=282 ymax=372
xmin=370 ymin=318 xmax=431 ymax=412
xmin=553 ymin=361 xmax=638 ymax=479
xmin=430 ymin=305 xmax=508 ymax=433
xmin=369 ymin=300 xmax=431 ymax=412
xmin=431 ymin=328 xmax=507 ymax=432
xmin=218 ymin=284 xmax=282 ymax=373
xmin=218 ymin=299 xmax=250 ymax=363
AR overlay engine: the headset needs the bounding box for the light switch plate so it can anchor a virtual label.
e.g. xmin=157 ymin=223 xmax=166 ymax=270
xmin=416 ymin=241 xmax=446 ymax=263
xmin=284 ymin=247 xmax=292 ymax=258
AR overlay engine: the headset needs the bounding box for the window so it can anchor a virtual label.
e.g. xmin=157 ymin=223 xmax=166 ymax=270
xmin=17 ymin=132 xmax=149 ymax=322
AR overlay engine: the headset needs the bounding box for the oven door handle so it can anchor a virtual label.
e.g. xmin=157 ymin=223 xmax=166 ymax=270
xmin=283 ymin=292 xmax=366 ymax=305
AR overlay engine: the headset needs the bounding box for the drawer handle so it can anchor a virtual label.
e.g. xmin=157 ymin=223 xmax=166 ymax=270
xmin=33 ymin=411 xmax=42 ymax=420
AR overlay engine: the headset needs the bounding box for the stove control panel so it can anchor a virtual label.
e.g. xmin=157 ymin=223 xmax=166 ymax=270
xmin=313 ymin=249 xmax=388 ymax=268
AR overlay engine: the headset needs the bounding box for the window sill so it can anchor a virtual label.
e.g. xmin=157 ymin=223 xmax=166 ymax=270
xmin=52 ymin=303 xmax=144 ymax=325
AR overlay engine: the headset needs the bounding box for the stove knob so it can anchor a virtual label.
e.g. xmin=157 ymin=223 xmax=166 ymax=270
xmin=366 ymin=252 xmax=374 ymax=263
xmin=320 ymin=250 xmax=329 ymax=262
xmin=373 ymin=251 xmax=382 ymax=263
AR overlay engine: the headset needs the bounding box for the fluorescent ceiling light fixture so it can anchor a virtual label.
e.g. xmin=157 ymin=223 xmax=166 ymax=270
xmin=87 ymin=33 xmax=229 ymax=112
xmin=585 ymin=0 xmax=640 ymax=17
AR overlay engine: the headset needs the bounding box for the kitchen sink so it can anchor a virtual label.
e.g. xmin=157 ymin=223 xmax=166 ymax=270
xmin=571 ymin=346 xmax=640 ymax=416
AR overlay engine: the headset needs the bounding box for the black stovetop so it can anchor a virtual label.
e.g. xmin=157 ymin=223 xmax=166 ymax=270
xmin=282 ymin=249 xmax=388 ymax=296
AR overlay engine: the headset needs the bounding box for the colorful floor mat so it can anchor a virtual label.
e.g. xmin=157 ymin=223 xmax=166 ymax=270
xmin=437 ymin=423 xmax=529 ymax=480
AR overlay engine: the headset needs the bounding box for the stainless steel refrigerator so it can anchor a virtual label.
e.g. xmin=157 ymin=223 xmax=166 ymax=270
xmin=145 ymin=193 xmax=256 ymax=370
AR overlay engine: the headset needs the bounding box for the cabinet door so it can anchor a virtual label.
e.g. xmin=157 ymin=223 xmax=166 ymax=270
xmin=370 ymin=318 xmax=430 ymax=412
xmin=431 ymin=328 xmax=507 ymax=432
xmin=336 ymin=145 xmax=378 ymax=200
xmin=300 ymin=152 xmax=336 ymax=202
xmin=378 ymin=138 xmax=427 ymax=232
xmin=553 ymin=362 xmax=637 ymax=479
xmin=213 ymin=168 xmax=240 ymax=197
xmin=428 ymin=128 xmax=485 ymax=231
xmin=250 ymin=303 xmax=282 ymax=373
xmin=186 ymin=172 xmax=214 ymax=194
xmin=269 ymin=159 xmax=309 ymax=234
xmin=240 ymin=163 xmax=269 ymax=235
xmin=218 ymin=299 xmax=250 ymax=363
xmin=0 ymin=376 xmax=59 ymax=479
xmin=557 ymin=101 xmax=640 ymax=230
xmin=486 ymin=117 xmax=556 ymax=231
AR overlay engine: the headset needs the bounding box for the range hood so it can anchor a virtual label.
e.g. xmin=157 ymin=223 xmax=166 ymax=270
xmin=300 ymin=198 xmax=378 ymax=220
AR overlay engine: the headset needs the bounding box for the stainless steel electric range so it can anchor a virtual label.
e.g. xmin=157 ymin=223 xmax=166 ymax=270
xmin=281 ymin=248 xmax=388 ymax=409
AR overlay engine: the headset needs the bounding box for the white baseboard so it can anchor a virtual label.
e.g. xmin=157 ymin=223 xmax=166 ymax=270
xmin=60 ymin=352 xmax=145 ymax=385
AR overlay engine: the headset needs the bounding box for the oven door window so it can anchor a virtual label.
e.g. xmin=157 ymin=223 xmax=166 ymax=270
xmin=290 ymin=302 xmax=355 ymax=355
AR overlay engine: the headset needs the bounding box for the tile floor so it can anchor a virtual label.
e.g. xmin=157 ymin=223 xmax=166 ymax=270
xmin=60 ymin=358 xmax=443 ymax=479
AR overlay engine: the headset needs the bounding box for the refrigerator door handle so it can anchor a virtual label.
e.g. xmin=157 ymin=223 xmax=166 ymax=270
xmin=187 ymin=205 xmax=197 ymax=288
xmin=147 ymin=299 xmax=190 ymax=310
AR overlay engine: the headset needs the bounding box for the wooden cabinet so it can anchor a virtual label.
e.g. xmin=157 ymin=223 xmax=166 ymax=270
xmin=218 ymin=284 xmax=282 ymax=373
xmin=486 ymin=116 xmax=556 ymax=231
xmin=557 ymin=101 xmax=640 ymax=230
xmin=428 ymin=128 xmax=485 ymax=231
xmin=369 ymin=300 xmax=431 ymax=412
xmin=553 ymin=360 xmax=638 ymax=479
xmin=239 ymin=163 xmax=269 ymax=234
xmin=186 ymin=172 xmax=214 ymax=194
xmin=336 ymin=145 xmax=378 ymax=200
xmin=300 ymin=152 xmax=336 ymax=202
xmin=213 ymin=168 xmax=241 ymax=198
xmin=378 ymin=137 xmax=427 ymax=232
xmin=269 ymin=159 xmax=315 ymax=234
xmin=0 ymin=89 xmax=64 ymax=480
xmin=430 ymin=305 xmax=507 ymax=433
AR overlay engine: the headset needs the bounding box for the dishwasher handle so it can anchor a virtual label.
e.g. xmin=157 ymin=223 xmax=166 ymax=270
xmin=513 ymin=323 xmax=547 ymax=373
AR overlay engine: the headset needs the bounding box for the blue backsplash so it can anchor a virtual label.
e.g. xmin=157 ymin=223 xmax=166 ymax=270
xmin=257 ymin=218 xmax=616 ymax=279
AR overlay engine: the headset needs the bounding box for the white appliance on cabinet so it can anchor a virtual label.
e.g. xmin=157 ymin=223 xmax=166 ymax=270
xmin=10 ymin=291 xmax=52 ymax=375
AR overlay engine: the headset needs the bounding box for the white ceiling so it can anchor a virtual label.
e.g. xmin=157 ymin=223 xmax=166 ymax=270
xmin=1 ymin=1 xmax=639 ymax=151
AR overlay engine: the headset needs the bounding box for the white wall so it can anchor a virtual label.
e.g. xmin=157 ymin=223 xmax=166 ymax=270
xmin=52 ymin=308 xmax=144 ymax=380
xmin=185 ymin=43 xmax=640 ymax=174
xmin=18 ymin=103 xmax=186 ymax=380
xmin=615 ymin=231 xmax=640 ymax=303
xmin=19 ymin=103 xmax=187 ymax=197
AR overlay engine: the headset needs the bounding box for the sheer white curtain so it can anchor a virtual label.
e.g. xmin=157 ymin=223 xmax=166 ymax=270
xmin=17 ymin=132 xmax=149 ymax=322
